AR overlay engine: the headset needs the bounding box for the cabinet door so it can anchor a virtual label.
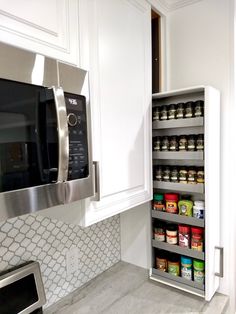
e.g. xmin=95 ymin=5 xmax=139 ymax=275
xmin=0 ymin=0 xmax=79 ymax=65
xmin=79 ymin=0 xmax=152 ymax=226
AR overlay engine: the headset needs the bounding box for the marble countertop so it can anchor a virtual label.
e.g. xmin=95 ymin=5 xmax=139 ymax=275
xmin=44 ymin=262 xmax=229 ymax=314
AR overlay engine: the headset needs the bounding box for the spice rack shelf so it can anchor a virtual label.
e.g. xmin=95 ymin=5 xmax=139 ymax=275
xmin=153 ymin=181 xmax=204 ymax=194
xmin=152 ymin=239 xmax=205 ymax=260
xmin=150 ymin=268 xmax=205 ymax=295
xmin=152 ymin=210 xmax=205 ymax=228
xmin=152 ymin=117 xmax=204 ymax=130
xmin=152 ymin=151 xmax=204 ymax=160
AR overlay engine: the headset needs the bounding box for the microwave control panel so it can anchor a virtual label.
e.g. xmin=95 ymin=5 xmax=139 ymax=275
xmin=65 ymin=92 xmax=89 ymax=180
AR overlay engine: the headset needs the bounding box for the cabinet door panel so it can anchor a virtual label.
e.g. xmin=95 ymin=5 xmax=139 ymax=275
xmin=79 ymin=0 xmax=152 ymax=226
xmin=0 ymin=0 xmax=79 ymax=64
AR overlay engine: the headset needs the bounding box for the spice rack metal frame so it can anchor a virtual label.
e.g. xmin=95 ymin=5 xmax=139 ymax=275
xmin=150 ymin=86 xmax=221 ymax=301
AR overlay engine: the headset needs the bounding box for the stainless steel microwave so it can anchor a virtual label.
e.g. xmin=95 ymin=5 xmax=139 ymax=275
xmin=0 ymin=43 xmax=94 ymax=221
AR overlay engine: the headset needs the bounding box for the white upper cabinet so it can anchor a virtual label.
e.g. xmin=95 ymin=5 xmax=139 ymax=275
xmin=0 ymin=0 xmax=80 ymax=65
xmin=77 ymin=0 xmax=152 ymax=226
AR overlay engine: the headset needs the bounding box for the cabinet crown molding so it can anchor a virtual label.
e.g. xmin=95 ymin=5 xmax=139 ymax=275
xmin=158 ymin=0 xmax=203 ymax=12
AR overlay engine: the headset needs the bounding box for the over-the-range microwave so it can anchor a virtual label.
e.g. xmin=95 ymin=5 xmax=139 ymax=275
xmin=0 ymin=42 xmax=94 ymax=221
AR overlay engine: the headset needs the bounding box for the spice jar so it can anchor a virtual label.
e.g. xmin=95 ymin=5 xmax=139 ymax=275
xmin=179 ymin=135 xmax=188 ymax=151
xmin=160 ymin=105 xmax=168 ymax=120
xmin=163 ymin=166 xmax=171 ymax=182
xmin=191 ymin=227 xmax=204 ymax=252
xmin=169 ymin=136 xmax=178 ymax=151
xmin=193 ymin=201 xmax=205 ymax=219
xmin=165 ymin=194 xmax=179 ymax=214
xmin=153 ymin=136 xmax=161 ymax=151
xmin=156 ymin=250 xmax=167 ymax=272
xmin=196 ymin=134 xmax=204 ymax=151
xmin=181 ymin=256 xmax=192 ymax=281
xmin=154 ymin=166 xmax=163 ymax=181
xmin=196 ymin=167 xmax=204 ymax=184
xmin=179 ymin=167 xmax=188 ymax=184
xmin=185 ymin=101 xmax=194 ymax=118
xmin=194 ymin=100 xmax=204 ymax=117
xmin=153 ymin=106 xmax=161 ymax=121
xmin=178 ymin=200 xmax=193 ymax=216
xmin=176 ymin=103 xmax=185 ymax=119
xmin=168 ymin=104 xmax=176 ymax=120
xmin=187 ymin=135 xmax=196 ymax=151
xmin=166 ymin=224 xmax=178 ymax=244
xmin=153 ymin=193 xmax=165 ymax=211
xmin=168 ymin=254 xmax=180 ymax=276
xmin=193 ymin=259 xmax=205 ymax=284
xmin=170 ymin=167 xmax=179 ymax=183
xmin=153 ymin=221 xmax=166 ymax=242
xmin=188 ymin=168 xmax=197 ymax=184
xmin=178 ymin=225 xmax=190 ymax=248
xmin=161 ymin=136 xmax=169 ymax=151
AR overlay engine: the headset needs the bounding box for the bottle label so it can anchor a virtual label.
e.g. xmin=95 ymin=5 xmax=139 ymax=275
xmin=181 ymin=267 xmax=192 ymax=280
xmin=168 ymin=264 xmax=180 ymax=276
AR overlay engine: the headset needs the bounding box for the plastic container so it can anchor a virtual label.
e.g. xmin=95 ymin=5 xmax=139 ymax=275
xmin=165 ymin=193 xmax=179 ymax=214
xmin=166 ymin=224 xmax=178 ymax=245
xmin=191 ymin=227 xmax=204 ymax=252
xmin=153 ymin=221 xmax=165 ymax=242
xmin=181 ymin=256 xmax=192 ymax=280
xmin=178 ymin=225 xmax=190 ymax=248
xmin=168 ymin=254 xmax=180 ymax=276
xmin=153 ymin=194 xmax=165 ymax=211
xmin=193 ymin=201 xmax=205 ymax=219
xmin=178 ymin=200 xmax=193 ymax=217
xmin=193 ymin=259 xmax=205 ymax=284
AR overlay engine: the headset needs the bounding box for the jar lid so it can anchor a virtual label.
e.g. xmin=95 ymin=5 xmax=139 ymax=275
xmin=166 ymin=224 xmax=177 ymax=231
xmin=194 ymin=201 xmax=205 ymax=208
xmin=181 ymin=256 xmax=192 ymax=265
xmin=153 ymin=194 xmax=164 ymax=201
xmin=178 ymin=225 xmax=190 ymax=233
xmin=194 ymin=100 xmax=204 ymax=106
xmin=191 ymin=227 xmax=204 ymax=234
xmin=193 ymin=259 xmax=204 ymax=269
xmin=165 ymin=193 xmax=179 ymax=201
xmin=168 ymin=253 xmax=179 ymax=263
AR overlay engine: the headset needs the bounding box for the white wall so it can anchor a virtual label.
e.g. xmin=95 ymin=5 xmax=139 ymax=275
xmin=166 ymin=0 xmax=235 ymax=301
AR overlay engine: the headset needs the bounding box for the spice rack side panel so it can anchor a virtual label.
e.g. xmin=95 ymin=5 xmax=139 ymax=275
xmin=204 ymin=86 xmax=221 ymax=301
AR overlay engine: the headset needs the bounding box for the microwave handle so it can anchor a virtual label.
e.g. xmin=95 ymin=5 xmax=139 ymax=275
xmin=52 ymin=87 xmax=69 ymax=182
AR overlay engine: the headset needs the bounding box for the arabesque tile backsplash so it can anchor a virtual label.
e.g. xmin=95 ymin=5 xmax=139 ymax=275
xmin=0 ymin=214 xmax=120 ymax=308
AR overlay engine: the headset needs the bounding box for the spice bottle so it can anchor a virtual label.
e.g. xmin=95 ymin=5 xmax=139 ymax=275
xmin=161 ymin=136 xmax=169 ymax=151
xmin=193 ymin=259 xmax=205 ymax=284
xmin=179 ymin=135 xmax=188 ymax=151
xmin=196 ymin=134 xmax=204 ymax=151
xmin=178 ymin=225 xmax=190 ymax=248
xmin=178 ymin=200 xmax=193 ymax=216
xmin=187 ymin=135 xmax=196 ymax=151
xmin=193 ymin=201 xmax=205 ymax=219
xmin=156 ymin=250 xmax=167 ymax=272
xmin=170 ymin=167 xmax=179 ymax=183
xmin=187 ymin=168 xmax=197 ymax=184
xmin=179 ymin=167 xmax=188 ymax=184
xmin=153 ymin=106 xmax=161 ymax=121
xmin=176 ymin=103 xmax=185 ymax=119
xmin=155 ymin=166 xmax=163 ymax=181
xmin=166 ymin=224 xmax=178 ymax=244
xmin=168 ymin=104 xmax=176 ymax=120
xmin=165 ymin=193 xmax=179 ymax=214
xmin=160 ymin=105 xmax=168 ymax=120
xmin=153 ymin=194 xmax=165 ymax=211
xmin=153 ymin=136 xmax=161 ymax=151
xmin=196 ymin=167 xmax=204 ymax=183
xmin=191 ymin=227 xmax=204 ymax=252
xmin=185 ymin=101 xmax=194 ymax=118
xmin=181 ymin=256 xmax=192 ymax=281
xmin=194 ymin=100 xmax=204 ymax=117
xmin=168 ymin=254 xmax=180 ymax=276
xmin=169 ymin=136 xmax=178 ymax=151
xmin=153 ymin=221 xmax=166 ymax=242
xmin=163 ymin=166 xmax=171 ymax=182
